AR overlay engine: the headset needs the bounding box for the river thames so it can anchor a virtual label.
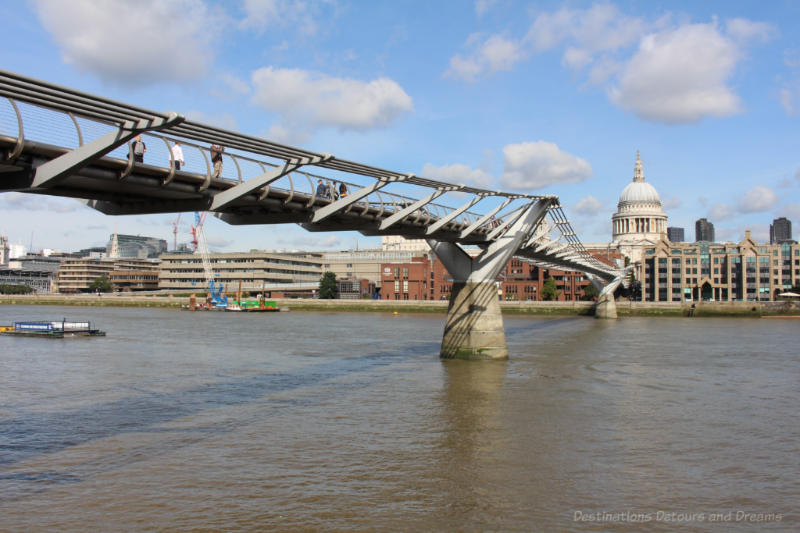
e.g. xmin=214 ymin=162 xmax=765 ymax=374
xmin=0 ymin=305 xmax=797 ymax=531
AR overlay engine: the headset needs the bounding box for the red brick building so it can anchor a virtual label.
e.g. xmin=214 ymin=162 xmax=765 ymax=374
xmin=379 ymin=250 xmax=621 ymax=301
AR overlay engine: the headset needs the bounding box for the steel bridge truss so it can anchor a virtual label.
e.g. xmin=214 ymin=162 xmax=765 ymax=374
xmin=0 ymin=69 xmax=620 ymax=286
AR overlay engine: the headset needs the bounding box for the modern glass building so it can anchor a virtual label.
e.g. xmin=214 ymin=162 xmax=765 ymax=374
xmin=107 ymin=233 xmax=168 ymax=259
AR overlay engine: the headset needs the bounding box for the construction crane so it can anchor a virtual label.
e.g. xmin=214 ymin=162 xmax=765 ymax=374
xmin=171 ymin=213 xmax=181 ymax=251
xmin=193 ymin=212 xmax=227 ymax=309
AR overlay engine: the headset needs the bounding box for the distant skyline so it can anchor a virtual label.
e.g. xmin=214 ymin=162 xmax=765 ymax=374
xmin=1 ymin=0 xmax=799 ymax=252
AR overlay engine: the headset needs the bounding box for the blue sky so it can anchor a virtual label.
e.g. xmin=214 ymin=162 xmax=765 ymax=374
xmin=1 ymin=0 xmax=799 ymax=253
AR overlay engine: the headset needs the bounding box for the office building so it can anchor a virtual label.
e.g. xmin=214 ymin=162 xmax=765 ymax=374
xmin=770 ymin=217 xmax=793 ymax=244
xmin=0 ymin=235 xmax=8 ymax=266
xmin=158 ymin=250 xmax=322 ymax=292
xmin=58 ymin=257 xmax=159 ymax=293
xmin=639 ymin=231 xmax=800 ymax=302
xmin=108 ymin=233 xmax=168 ymax=259
xmin=0 ymin=254 xmax=62 ymax=293
xmin=321 ymin=249 xmax=419 ymax=288
xmin=667 ymin=227 xmax=685 ymax=242
xmin=695 ymin=218 xmax=715 ymax=242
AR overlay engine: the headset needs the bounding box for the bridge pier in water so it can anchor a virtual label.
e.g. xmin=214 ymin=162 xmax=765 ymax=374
xmin=594 ymin=291 xmax=618 ymax=319
xmin=591 ymin=275 xmax=624 ymax=319
xmin=429 ymin=200 xmax=550 ymax=360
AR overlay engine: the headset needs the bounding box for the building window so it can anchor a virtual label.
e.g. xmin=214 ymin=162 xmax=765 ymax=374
xmin=403 ymin=280 xmax=409 ymax=292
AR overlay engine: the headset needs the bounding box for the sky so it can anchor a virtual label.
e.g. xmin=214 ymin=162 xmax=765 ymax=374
xmin=1 ymin=0 xmax=799 ymax=253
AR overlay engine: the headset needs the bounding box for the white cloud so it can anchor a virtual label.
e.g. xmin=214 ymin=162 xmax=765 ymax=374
xmin=524 ymin=4 xmax=645 ymax=57
xmin=610 ymin=23 xmax=743 ymax=123
xmin=785 ymin=49 xmax=800 ymax=68
xmin=781 ymin=202 xmax=800 ymax=220
xmin=562 ymin=47 xmax=593 ymax=70
xmin=737 ymin=185 xmax=777 ymax=213
xmin=221 ymin=73 xmax=251 ymax=95
xmin=251 ymin=67 xmax=413 ymax=132
xmin=185 ymin=110 xmax=238 ymax=130
xmin=716 ymin=224 xmax=768 ymax=243
xmin=475 ymin=0 xmax=497 ymax=17
xmin=725 ymin=18 xmax=776 ymax=43
xmin=482 ymin=35 xmax=525 ymax=72
xmin=499 ymin=141 xmax=593 ymax=190
xmin=444 ymin=55 xmax=483 ymax=83
xmin=447 ymin=5 xmax=771 ymax=124
xmin=662 ymin=195 xmax=681 ymax=210
xmin=264 ymin=123 xmax=312 ymax=146
xmin=708 ymin=202 xmax=736 ymax=221
xmin=275 ymin=232 xmax=343 ymax=251
xmin=31 ymin=0 xmax=219 ymax=85
xmin=421 ymin=163 xmax=493 ymax=188
xmin=779 ymin=80 xmax=800 ymax=116
xmin=573 ymin=195 xmax=602 ymax=215
xmin=239 ymin=0 xmax=328 ymax=36
xmin=0 ymin=192 xmax=83 ymax=213
xmin=444 ymin=35 xmax=525 ymax=82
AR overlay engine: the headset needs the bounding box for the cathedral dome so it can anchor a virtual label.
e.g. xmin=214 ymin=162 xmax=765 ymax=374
xmin=616 ymin=152 xmax=663 ymax=211
xmin=611 ymin=152 xmax=668 ymax=262
xmin=618 ymin=180 xmax=662 ymax=208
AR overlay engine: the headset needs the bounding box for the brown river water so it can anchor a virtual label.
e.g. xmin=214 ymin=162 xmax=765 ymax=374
xmin=0 ymin=305 xmax=797 ymax=532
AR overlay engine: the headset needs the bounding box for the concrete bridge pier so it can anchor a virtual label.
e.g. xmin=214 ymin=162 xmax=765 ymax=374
xmin=591 ymin=275 xmax=624 ymax=319
xmin=428 ymin=199 xmax=550 ymax=360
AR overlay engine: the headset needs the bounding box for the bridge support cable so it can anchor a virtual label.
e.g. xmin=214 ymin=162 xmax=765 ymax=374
xmin=378 ymin=186 xmax=455 ymax=230
xmin=30 ymin=113 xmax=184 ymax=189
xmin=209 ymin=154 xmax=332 ymax=211
xmin=425 ymin=194 xmax=485 ymax=235
xmin=428 ymin=199 xmax=551 ymax=360
xmin=458 ymin=197 xmax=513 ymax=239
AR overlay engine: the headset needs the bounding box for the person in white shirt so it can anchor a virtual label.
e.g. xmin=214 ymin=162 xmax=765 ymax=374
xmin=171 ymin=141 xmax=185 ymax=170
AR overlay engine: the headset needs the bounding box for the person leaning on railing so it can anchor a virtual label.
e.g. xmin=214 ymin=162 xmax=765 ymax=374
xmin=211 ymin=143 xmax=224 ymax=178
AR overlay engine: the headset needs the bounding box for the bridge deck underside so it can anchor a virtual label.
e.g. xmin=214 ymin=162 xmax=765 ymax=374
xmin=0 ymin=136 xmax=494 ymax=245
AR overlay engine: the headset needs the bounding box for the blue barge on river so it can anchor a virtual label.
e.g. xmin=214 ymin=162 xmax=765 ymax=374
xmin=0 ymin=320 xmax=106 ymax=338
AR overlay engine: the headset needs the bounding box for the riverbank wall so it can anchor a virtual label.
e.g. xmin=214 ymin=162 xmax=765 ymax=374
xmin=2 ymin=294 xmax=799 ymax=317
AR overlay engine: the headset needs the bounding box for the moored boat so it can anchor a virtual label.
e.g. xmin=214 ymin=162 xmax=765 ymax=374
xmin=0 ymin=320 xmax=106 ymax=338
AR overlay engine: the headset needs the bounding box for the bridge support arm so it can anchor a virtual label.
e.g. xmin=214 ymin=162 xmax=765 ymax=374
xmin=426 ymin=194 xmax=484 ymax=235
xmin=428 ymin=199 xmax=551 ymax=360
xmin=209 ymin=154 xmax=332 ymax=211
xmin=378 ymin=188 xmax=446 ymax=230
xmin=31 ymin=114 xmax=183 ymax=188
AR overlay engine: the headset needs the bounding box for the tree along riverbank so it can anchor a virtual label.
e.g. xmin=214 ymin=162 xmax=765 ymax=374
xmin=1 ymin=294 xmax=799 ymax=317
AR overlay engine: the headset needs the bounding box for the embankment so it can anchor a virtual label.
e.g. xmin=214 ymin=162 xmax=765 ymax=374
xmin=2 ymin=294 xmax=799 ymax=317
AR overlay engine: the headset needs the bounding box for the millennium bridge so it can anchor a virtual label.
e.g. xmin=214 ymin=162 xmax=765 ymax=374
xmin=0 ymin=69 xmax=625 ymax=359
